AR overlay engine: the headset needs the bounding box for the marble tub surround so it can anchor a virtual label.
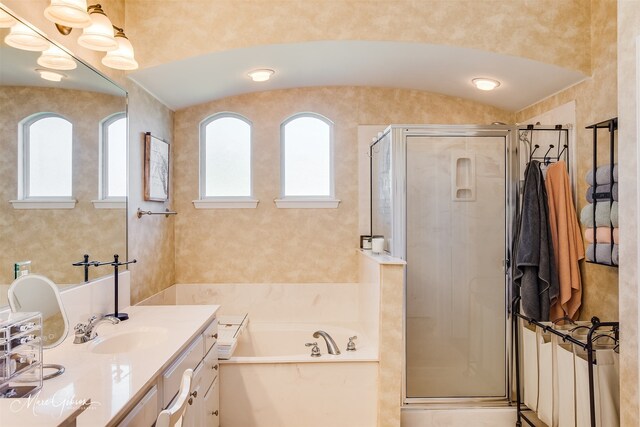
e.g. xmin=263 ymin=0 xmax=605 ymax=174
xmin=139 ymin=250 xmax=405 ymax=427
xmin=0 ymin=304 xmax=219 ymax=427
xmin=143 ymin=282 xmax=362 ymax=325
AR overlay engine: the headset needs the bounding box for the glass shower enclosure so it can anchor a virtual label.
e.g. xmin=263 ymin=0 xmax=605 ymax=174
xmin=371 ymin=125 xmax=516 ymax=402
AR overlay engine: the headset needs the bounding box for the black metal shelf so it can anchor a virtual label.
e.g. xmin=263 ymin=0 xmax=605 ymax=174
xmin=585 ymin=117 xmax=618 ymax=267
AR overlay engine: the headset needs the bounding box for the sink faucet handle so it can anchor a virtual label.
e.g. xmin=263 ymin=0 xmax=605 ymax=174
xmin=87 ymin=315 xmax=99 ymax=325
xmin=74 ymin=323 xmax=87 ymax=334
xmin=305 ymin=342 xmax=321 ymax=357
xmin=347 ymin=336 xmax=357 ymax=351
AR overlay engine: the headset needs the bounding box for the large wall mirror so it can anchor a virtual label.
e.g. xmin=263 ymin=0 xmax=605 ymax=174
xmin=0 ymin=7 xmax=128 ymax=307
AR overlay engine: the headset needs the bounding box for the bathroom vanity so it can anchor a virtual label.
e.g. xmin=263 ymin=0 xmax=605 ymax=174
xmin=0 ymin=304 xmax=219 ymax=427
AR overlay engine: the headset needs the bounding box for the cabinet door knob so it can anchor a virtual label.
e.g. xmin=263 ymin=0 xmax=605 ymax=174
xmin=212 ymin=333 xmax=218 ymax=339
xmin=211 ymin=410 xmax=219 ymax=416
xmin=212 ymin=364 xmax=219 ymax=371
xmin=190 ymin=390 xmax=197 ymax=398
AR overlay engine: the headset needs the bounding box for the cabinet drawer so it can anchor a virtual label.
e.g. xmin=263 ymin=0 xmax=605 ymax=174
xmin=200 ymin=343 xmax=219 ymax=390
xmin=203 ymin=377 xmax=220 ymax=427
xmin=203 ymin=318 xmax=218 ymax=356
xmin=117 ymin=385 xmax=158 ymax=427
xmin=162 ymin=335 xmax=204 ymax=407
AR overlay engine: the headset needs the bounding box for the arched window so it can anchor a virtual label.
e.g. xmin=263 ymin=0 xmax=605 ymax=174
xmin=17 ymin=113 xmax=73 ymax=205
xmin=100 ymin=113 xmax=127 ymax=201
xmin=276 ymin=112 xmax=338 ymax=208
xmin=195 ymin=112 xmax=256 ymax=208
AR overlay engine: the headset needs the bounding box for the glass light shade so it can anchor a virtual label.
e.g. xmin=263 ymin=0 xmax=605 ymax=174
xmin=36 ymin=69 xmax=65 ymax=82
xmin=37 ymin=45 xmax=77 ymax=70
xmin=77 ymin=9 xmax=117 ymax=51
xmin=248 ymin=69 xmax=274 ymax=82
xmin=0 ymin=9 xmax=17 ymax=28
xmin=4 ymin=23 xmax=50 ymax=51
xmin=102 ymin=34 xmax=138 ymax=70
xmin=472 ymin=78 xmax=501 ymax=91
xmin=44 ymin=0 xmax=91 ymax=28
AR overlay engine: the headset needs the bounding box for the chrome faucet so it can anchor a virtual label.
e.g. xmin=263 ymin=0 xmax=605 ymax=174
xmin=313 ymin=330 xmax=341 ymax=355
xmin=74 ymin=315 xmax=120 ymax=344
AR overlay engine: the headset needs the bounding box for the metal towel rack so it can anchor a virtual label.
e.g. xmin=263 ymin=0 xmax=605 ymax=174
xmin=136 ymin=208 xmax=177 ymax=218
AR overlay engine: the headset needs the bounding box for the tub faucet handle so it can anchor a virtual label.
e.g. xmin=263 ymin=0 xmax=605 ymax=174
xmin=305 ymin=342 xmax=321 ymax=357
xmin=347 ymin=336 xmax=358 ymax=351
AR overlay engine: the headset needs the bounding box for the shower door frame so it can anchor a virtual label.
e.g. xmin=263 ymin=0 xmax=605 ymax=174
xmin=374 ymin=125 xmax=519 ymax=405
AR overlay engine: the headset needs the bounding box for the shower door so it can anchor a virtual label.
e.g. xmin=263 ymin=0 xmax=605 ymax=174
xmin=401 ymin=129 xmax=510 ymax=401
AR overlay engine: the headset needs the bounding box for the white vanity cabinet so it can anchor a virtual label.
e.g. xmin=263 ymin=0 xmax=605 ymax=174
xmin=116 ymin=316 xmax=219 ymax=427
xmin=164 ymin=318 xmax=219 ymax=427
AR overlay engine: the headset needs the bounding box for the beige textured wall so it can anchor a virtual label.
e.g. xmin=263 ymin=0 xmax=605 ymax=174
xmin=126 ymin=0 xmax=592 ymax=74
xmin=0 ymin=87 xmax=125 ymax=287
xmin=617 ymin=1 xmax=640 ymax=425
xmin=126 ymin=82 xmax=176 ymax=304
xmin=173 ymin=86 xmax=513 ymax=283
xmin=516 ymin=0 xmax=618 ymax=321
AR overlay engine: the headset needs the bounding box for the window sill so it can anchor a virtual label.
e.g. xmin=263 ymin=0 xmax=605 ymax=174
xmin=274 ymin=197 xmax=341 ymax=209
xmin=193 ymin=198 xmax=259 ymax=209
xmin=92 ymin=198 xmax=126 ymax=209
xmin=10 ymin=198 xmax=77 ymax=209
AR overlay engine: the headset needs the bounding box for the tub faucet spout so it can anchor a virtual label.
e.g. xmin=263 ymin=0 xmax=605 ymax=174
xmin=313 ymin=330 xmax=341 ymax=355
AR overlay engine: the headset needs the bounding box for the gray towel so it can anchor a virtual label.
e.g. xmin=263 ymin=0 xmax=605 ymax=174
xmin=580 ymin=201 xmax=618 ymax=227
xmin=586 ymin=243 xmax=618 ymax=265
xmin=586 ymin=164 xmax=618 ymax=186
xmin=586 ymin=183 xmax=618 ymax=203
xmin=513 ymin=161 xmax=559 ymax=321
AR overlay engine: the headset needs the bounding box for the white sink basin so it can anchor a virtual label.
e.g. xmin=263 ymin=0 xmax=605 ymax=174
xmin=89 ymin=327 xmax=169 ymax=354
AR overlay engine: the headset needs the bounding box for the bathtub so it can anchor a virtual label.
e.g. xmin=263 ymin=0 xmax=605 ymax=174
xmin=219 ymin=322 xmax=379 ymax=427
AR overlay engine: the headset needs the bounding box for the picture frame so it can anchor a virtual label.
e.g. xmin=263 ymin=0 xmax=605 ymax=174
xmin=144 ymin=132 xmax=170 ymax=202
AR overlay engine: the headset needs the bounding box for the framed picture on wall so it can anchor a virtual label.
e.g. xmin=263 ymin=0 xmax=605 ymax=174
xmin=144 ymin=132 xmax=170 ymax=202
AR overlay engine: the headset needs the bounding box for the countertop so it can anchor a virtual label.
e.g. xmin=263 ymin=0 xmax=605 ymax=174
xmin=0 ymin=304 xmax=219 ymax=427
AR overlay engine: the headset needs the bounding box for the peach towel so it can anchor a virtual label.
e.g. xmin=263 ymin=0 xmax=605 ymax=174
xmin=584 ymin=227 xmax=619 ymax=244
xmin=544 ymin=161 xmax=585 ymax=321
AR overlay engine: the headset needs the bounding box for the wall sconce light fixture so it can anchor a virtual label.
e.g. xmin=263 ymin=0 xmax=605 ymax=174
xmin=0 ymin=8 xmax=17 ymax=28
xmin=44 ymin=0 xmax=91 ymax=30
xmin=4 ymin=22 xmax=50 ymax=51
xmin=77 ymin=4 xmax=117 ymax=51
xmin=102 ymin=26 xmax=138 ymax=70
xmin=2 ymin=2 xmax=139 ymax=75
xmin=37 ymin=44 xmax=77 ymax=70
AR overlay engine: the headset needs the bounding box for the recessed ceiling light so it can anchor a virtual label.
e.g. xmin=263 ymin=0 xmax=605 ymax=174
xmin=472 ymin=78 xmax=501 ymax=91
xmin=248 ymin=69 xmax=274 ymax=82
xmin=36 ymin=68 xmax=66 ymax=82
